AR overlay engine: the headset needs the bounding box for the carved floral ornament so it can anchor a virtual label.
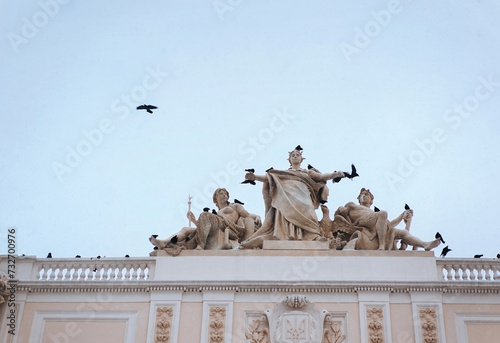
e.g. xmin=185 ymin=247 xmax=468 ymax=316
xmin=155 ymin=306 xmax=173 ymax=343
xmin=419 ymin=307 xmax=439 ymax=343
xmin=209 ymin=306 xmax=227 ymax=343
xmin=366 ymin=307 xmax=384 ymax=343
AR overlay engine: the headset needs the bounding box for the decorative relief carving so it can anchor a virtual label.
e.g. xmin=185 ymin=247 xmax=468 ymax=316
xmin=322 ymin=316 xmax=346 ymax=343
xmin=366 ymin=307 xmax=384 ymax=343
xmin=245 ymin=316 xmax=270 ymax=343
xmin=419 ymin=307 xmax=439 ymax=343
xmin=155 ymin=306 xmax=173 ymax=343
xmin=209 ymin=306 xmax=227 ymax=343
xmin=245 ymin=294 xmax=347 ymax=343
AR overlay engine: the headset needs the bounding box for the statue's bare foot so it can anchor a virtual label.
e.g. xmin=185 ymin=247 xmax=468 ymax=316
xmin=424 ymin=239 xmax=441 ymax=251
xmin=149 ymin=235 xmax=167 ymax=249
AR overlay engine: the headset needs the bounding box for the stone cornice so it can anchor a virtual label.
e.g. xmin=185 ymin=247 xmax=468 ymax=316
xmin=13 ymin=280 xmax=500 ymax=294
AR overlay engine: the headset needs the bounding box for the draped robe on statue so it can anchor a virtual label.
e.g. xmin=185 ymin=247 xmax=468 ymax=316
xmin=244 ymin=169 xmax=325 ymax=243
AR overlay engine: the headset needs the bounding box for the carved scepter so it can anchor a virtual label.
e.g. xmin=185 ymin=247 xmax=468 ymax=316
xmin=188 ymin=195 xmax=193 ymax=228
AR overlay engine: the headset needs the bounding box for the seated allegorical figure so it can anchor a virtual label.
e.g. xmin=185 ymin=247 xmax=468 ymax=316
xmin=149 ymin=188 xmax=261 ymax=252
xmin=333 ymin=188 xmax=442 ymax=251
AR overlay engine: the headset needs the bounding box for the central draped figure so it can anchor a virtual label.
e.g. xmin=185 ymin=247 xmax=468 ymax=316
xmin=239 ymin=147 xmax=347 ymax=249
xmin=261 ymin=169 xmax=324 ymax=240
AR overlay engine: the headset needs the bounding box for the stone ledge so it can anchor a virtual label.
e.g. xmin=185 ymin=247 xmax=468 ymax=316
xmin=262 ymin=240 xmax=329 ymax=250
xmin=153 ymin=249 xmax=435 ymax=257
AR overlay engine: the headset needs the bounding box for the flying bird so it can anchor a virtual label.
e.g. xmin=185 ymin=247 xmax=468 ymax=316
xmin=440 ymin=246 xmax=451 ymax=257
xmin=295 ymin=145 xmax=303 ymax=151
xmin=404 ymin=204 xmax=410 ymax=210
xmin=136 ymin=104 xmax=157 ymax=114
xmin=234 ymin=199 xmax=244 ymax=205
xmin=474 ymin=254 xmax=483 ymax=258
xmin=47 ymin=252 xmax=52 ymax=258
xmin=435 ymin=232 xmax=445 ymax=244
xmin=241 ymin=179 xmax=256 ymax=185
xmin=346 ymin=164 xmax=359 ymax=179
xmin=245 ymin=168 xmax=255 ymax=173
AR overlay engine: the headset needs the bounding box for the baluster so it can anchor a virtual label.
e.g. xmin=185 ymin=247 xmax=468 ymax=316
xmin=108 ymin=264 xmax=116 ymax=280
xmin=443 ymin=264 xmax=452 ymax=281
xmin=117 ymin=265 xmax=125 ymax=280
xmin=38 ymin=265 xmax=45 ymax=281
xmin=48 ymin=264 xmax=56 ymax=281
xmin=129 ymin=265 xmax=137 ymax=281
xmin=483 ymin=265 xmax=491 ymax=281
xmin=138 ymin=264 xmax=146 ymax=280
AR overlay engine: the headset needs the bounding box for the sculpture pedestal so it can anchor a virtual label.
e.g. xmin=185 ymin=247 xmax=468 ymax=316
xmin=263 ymin=240 xmax=329 ymax=250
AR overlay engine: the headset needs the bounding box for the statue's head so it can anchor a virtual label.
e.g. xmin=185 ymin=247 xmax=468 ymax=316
xmin=213 ymin=188 xmax=230 ymax=205
xmin=357 ymin=188 xmax=374 ymax=205
xmin=288 ymin=149 xmax=305 ymax=166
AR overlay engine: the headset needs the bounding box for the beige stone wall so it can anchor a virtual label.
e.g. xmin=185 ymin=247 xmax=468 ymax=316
xmin=2 ymin=254 xmax=499 ymax=342
xmin=16 ymin=302 xmax=150 ymax=343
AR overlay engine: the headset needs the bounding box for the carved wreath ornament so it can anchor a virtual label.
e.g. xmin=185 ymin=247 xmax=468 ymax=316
xmin=419 ymin=308 xmax=439 ymax=343
xmin=155 ymin=307 xmax=173 ymax=343
xmin=366 ymin=307 xmax=384 ymax=343
xmin=209 ymin=306 xmax=226 ymax=343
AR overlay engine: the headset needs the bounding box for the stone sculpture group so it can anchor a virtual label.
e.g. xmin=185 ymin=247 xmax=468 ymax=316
xmin=149 ymin=146 xmax=442 ymax=254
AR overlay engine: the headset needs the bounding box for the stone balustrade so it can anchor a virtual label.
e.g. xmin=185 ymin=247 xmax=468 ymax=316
xmin=3 ymin=255 xmax=500 ymax=283
xmin=31 ymin=258 xmax=154 ymax=282
xmin=436 ymin=258 xmax=500 ymax=281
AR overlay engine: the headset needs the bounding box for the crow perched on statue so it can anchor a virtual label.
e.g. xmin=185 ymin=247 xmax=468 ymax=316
xmin=435 ymin=232 xmax=445 ymax=244
xmin=136 ymin=104 xmax=157 ymax=114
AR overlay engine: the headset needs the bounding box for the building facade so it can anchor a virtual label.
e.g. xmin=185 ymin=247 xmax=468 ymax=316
xmin=1 ymin=248 xmax=500 ymax=343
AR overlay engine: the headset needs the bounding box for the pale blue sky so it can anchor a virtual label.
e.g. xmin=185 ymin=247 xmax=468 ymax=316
xmin=1 ymin=0 xmax=499 ymax=259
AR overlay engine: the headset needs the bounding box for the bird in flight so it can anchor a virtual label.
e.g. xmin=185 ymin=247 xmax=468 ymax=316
xmin=440 ymin=246 xmax=451 ymax=257
xmin=136 ymin=104 xmax=157 ymax=114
